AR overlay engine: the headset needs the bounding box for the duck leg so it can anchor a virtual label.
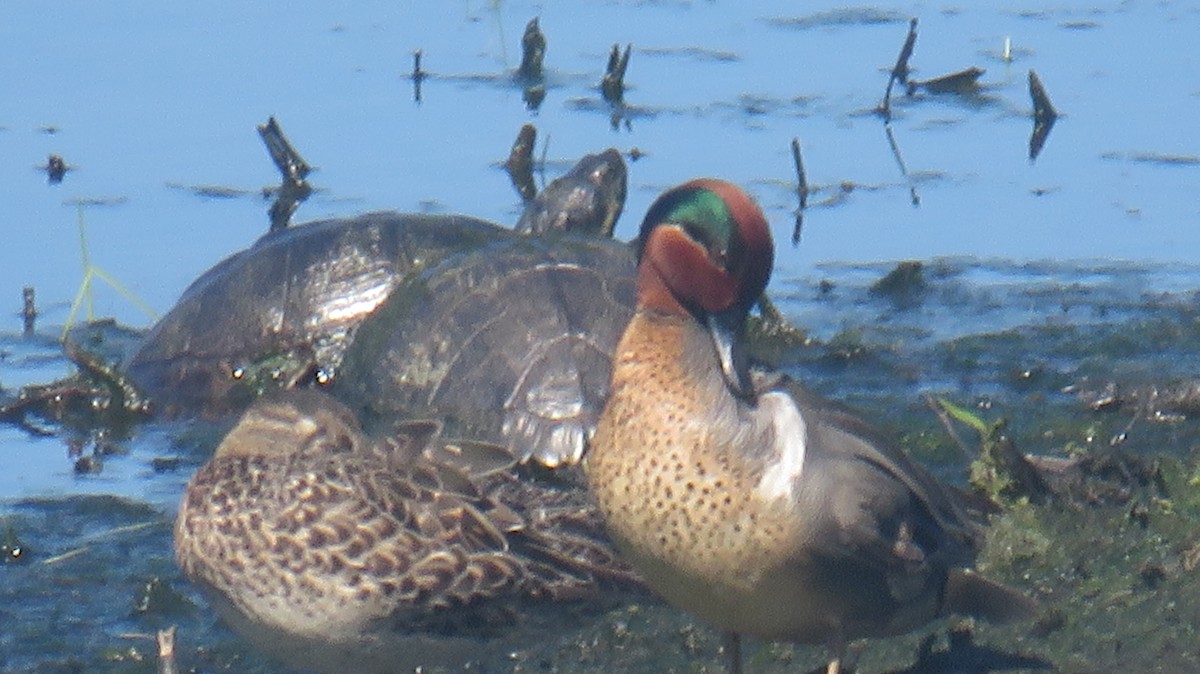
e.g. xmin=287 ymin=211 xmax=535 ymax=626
xmin=722 ymin=631 xmax=743 ymax=674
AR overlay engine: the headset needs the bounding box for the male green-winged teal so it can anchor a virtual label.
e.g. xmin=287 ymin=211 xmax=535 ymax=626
xmin=584 ymin=179 xmax=1036 ymax=674
xmin=175 ymin=389 xmax=642 ymax=673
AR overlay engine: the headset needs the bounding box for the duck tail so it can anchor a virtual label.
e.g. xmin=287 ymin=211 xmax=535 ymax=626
xmin=942 ymin=569 xmax=1038 ymax=624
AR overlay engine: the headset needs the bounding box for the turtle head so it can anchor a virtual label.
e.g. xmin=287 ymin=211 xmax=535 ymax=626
xmin=635 ymin=179 xmax=773 ymax=396
xmin=515 ymin=148 xmax=627 ymax=237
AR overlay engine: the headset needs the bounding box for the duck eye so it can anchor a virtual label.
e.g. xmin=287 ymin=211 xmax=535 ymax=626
xmin=683 ymin=223 xmax=727 ymax=260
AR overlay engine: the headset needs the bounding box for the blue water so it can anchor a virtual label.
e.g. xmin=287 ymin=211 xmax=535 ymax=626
xmin=3 ymin=1 xmax=1198 ymax=330
xmin=2 ymin=1 xmax=1200 ymax=671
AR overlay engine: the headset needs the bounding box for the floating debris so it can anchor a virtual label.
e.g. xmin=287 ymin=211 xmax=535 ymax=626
xmin=505 ymin=123 xmax=538 ymax=201
xmin=790 ymin=138 xmax=808 ymax=245
xmin=0 ymin=320 xmax=151 ymax=435
xmin=766 ymin=8 xmax=906 ymax=30
xmin=1059 ymin=20 xmax=1100 ymax=31
xmin=151 ymin=456 xmax=181 ymax=472
xmin=39 ymin=153 xmax=71 ymax=184
xmin=870 ymin=259 xmax=926 ymax=306
xmin=879 ymin=17 xmax=918 ymax=121
xmin=164 ymin=183 xmax=250 ymax=199
xmin=257 ymin=116 xmax=314 ymax=231
xmin=1029 ymin=69 xmax=1059 ymax=161
xmin=907 ymin=66 xmax=985 ymax=95
xmin=62 ymin=337 xmax=153 ymax=418
xmin=63 ymin=195 xmax=129 ymax=207
xmin=1100 ymin=151 xmax=1200 ymax=166
xmin=637 ymin=46 xmax=738 ymax=62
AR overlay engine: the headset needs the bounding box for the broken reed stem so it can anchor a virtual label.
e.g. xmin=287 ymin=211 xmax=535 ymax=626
xmin=790 ymin=138 xmax=808 ymax=244
xmin=880 ymin=18 xmax=918 ymax=121
xmin=505 ymin=124 xmax=538 ymax=201
xmin=62 ymin=206 xmax=158 ymax=340
xmin=257 ymin=117 xmax=311 ymax=182
xmin=257 ymin=117 xmax=314 ymax=231
xmin=1028 ymin=69 xmax=1059 ymax=160
xmin=923 ymin=393 xmax=974 ymax=460
xmin=22 ymin=286 xmax=36 ymax=335
xmin=411 ymin=50 xmax=426 ymax=103
xmin=412 ymin=49 xmax=425 ymax=80
xmin=517 ymin=17 xmax=546 ymax=82
xmin=1029 ymin=69 xmax=1058 ymax=123
xmin=791 ymin=138 xmax=808 ymax=211
xmin=601 ymin=43 xmax=632 ymax=104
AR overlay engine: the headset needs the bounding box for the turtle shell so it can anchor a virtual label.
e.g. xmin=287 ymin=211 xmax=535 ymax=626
xmin=123 ymin=148 xmax=633 ymax=436
xmin=335 ymin=233 xmax=636 ymax=469
xmin=126 ymin=212 xmax=509 ymax=417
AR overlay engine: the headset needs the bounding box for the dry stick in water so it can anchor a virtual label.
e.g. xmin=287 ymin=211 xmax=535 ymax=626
xmin=880 ymin=18 xmax=918 ymax=122
xmin=601 ymin=43 xmax=633 ymax=130
xmin=411 ymin=49 xmax=426 ymax=103
xmin=1028 ymin=69 xmax=1059 ymax=161
xmin=258 ymin=117 xmax=314 ymax=232
xmin=22 ymin=286 xmax=36 ymax=335
xmin=518 ymin=18 xmax=548 ymax=109
xmin=790 ymin=138 xmax=808 ymax=244
xmin=601 ymin=43 xmax=632 ymax=104
xmin=506 ymin=124 xmax=538 ymax=202
xmin=517 ymin=17 xmax=546 ymax=82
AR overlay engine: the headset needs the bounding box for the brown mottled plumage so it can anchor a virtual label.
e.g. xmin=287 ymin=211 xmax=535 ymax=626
xmin=585 ymin=179 xmax=1036 ymax=674
xmin=175 ymin=389 xmax=642 ymax=673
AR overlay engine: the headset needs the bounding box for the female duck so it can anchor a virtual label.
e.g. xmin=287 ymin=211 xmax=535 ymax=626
xmin=585 ymin=179 xmax=1035 ymax=674
xmin=176 ymin=389 xmax=642 ymax=673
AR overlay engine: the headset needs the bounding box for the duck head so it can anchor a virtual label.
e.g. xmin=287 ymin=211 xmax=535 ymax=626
xmin=635 ymin=179 xmax=773 ymax=396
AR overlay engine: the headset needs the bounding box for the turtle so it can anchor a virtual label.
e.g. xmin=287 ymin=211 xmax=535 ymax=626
xmin=124 ymin=148 xmax=627 ymax=419
xmin=334 ymin=223 xmax=636 ymax=469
